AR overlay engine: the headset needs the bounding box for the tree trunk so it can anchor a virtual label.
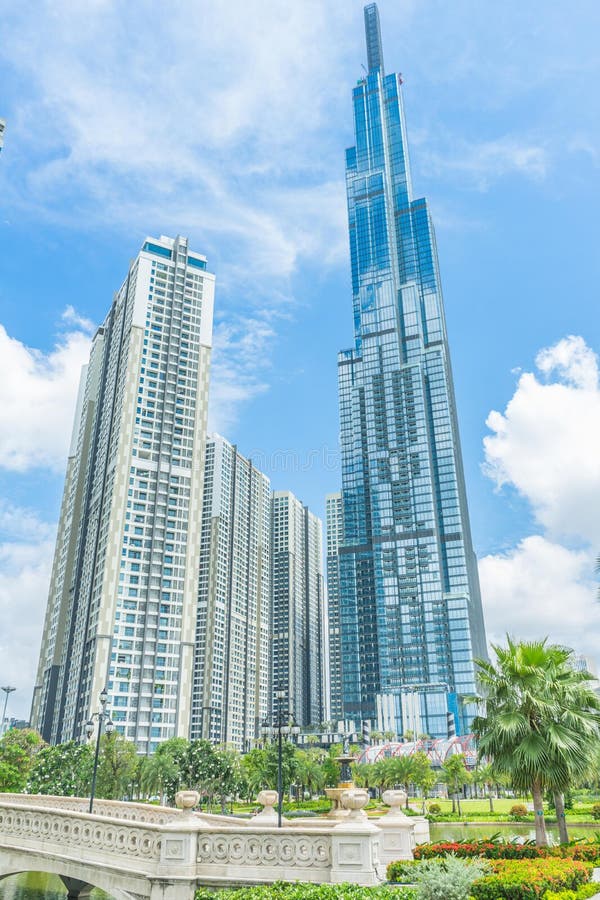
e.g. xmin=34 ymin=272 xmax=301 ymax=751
xmin=532 ymin=778 xmax=548 ymax=846
xmin=554 ymin=791 xmax=569 ymax=844
xmin=488 ymin=792 xmax=494 ymax=813
xmin=405 ymin=783 xmax=410 ymax=809
xmin=451 ymin=795 xmax=456 ymax=813
xmin=456 ymin=793 xmax=462 ymax=817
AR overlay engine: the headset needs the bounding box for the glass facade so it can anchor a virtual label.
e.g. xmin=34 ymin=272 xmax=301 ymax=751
xmin=337 ymin=4 xmax=487 ymax=738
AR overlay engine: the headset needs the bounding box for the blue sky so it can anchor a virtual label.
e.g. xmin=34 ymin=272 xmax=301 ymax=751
xmin=1 ymin=0 xmax=600 ymax=719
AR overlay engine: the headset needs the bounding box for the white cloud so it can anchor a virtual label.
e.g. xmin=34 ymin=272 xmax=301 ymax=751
xmin=0 ymin=511 xmax=55 ymax=722
xmin=0 ymin=0 xmax=355 ymax=282
xmin=479 ymin=536 xmax=598 ymax=661
xmin=61 ymin=305 xmax=95 ymax=334
xmin=481 ymin=335 xmax=600 ymax=667
xmin=417 ymin=134 xmax=549 ymax=190
xmin=0 ymin=319 xmax=91 ymax=472
xmin=483 ymin=335 xmax=600 ymax=544
xmin=208 ymin=314 xmax=278 ymax=435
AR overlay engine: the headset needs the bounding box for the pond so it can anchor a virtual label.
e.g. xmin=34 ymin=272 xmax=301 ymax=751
xmin=430 ymin=822 xmax=600 ymax=844
xmin=0 ymin=873 xmax=110 ymax=900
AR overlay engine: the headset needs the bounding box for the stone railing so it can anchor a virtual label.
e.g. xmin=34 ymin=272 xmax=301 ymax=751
xmin=197 ymin=828 xmax=332 ymax=870
xmin=0 ymin=801 xmax=164 ymax=869
xmin=0 ymin=793 xmax=181 ymax=825
xmin=0 ymin=793 xmax=384 ymax=895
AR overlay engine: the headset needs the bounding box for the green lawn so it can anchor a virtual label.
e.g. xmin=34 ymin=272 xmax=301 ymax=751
xmin=423 ymin=798 xmax=519 ymax=815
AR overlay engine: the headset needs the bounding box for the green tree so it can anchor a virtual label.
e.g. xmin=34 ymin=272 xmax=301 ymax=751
xmin=472 ymin=637 xmax=600 ymax=845
xmin=212 ymin=748 xmax=244 ymax=813
xmin=95 ymin=732 xmax=138 ymax=800
xmin=296 ymin=748 xmax=326 ymax=798
xmin=263 ymin=739 xmax=298 ymax=796
xmin=440 ymin=753 xmax=470 ymax=816
xmin=27 ymin=741 xmax=93 ymax=796
xmin=387 ymin=755 xmax=418 ymax=808
xmin=352 ymin=762 xmax=377 ymax=791
xmin=241 ymin=747 xmax=270 ymax=800
xmin=412 ymin=750 xmax=435 ymax=813
xmin=140 ymin=747 xmax=181 ymax=804
xmin=151 ymin=736 xmax=191 ymax=803
xmin=0 ymin=728 xmax=45 ymax=792
xmin=473 ymin=762 xmax=499 ymax=813
xmin=322 ymin=744 xmax=344 ymax=788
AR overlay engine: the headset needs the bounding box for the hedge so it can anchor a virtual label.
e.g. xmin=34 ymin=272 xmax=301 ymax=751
xmin=470 ymin=858 xmax=593 ymax=900
xmin=196 ymin=883 xmax=416 ymax=899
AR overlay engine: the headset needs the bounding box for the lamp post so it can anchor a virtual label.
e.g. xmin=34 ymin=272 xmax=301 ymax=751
xmin=0 ymin=686 xmax=16 ymax=737
xmin=261 ymin=687 xmax=300 ymax=827
xmin=85 ymin=687 xmax=115 ymax=814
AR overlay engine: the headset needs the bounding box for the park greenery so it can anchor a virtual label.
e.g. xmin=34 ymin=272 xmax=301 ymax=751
xmin=0 ymin=636 xmax=599 ymax=848
xmin=472 ymin=638 xmax=600 ymax=845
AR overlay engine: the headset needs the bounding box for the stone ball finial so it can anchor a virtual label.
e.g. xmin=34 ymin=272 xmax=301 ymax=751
xmin=175 ymin=790 xmax=200 ymax=813
xmin=382 ymin=789 xmax=408 ymax=818
xmin=340 ymin=787 xmax=369 ymax=820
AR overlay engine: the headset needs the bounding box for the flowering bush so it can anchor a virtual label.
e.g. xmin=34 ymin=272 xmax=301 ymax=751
xmin=412 ymin=839 xmax=600 ymax=864
xmin=414 ymin=840 xmax=547 ymax=860
xmin=470 ymin=858 xmax=592 ymax=899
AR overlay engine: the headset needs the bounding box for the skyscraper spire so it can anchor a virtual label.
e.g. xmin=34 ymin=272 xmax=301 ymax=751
xmin=364 ymin=3 xmax=384 ymax=73
xmin=332 ymin=5 xmax=487 ymax=740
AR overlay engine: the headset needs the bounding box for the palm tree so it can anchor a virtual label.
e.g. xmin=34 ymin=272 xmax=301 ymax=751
xmin=296 ymin=749 xmax=326 ymax=799
xmin=387 ymin=755 xmax=417 ymax=808
xmin=474 ymin=762 xmax=498 ymax=813
xmin=473 ymin=637 xmax=600 ymax=846
xmin=440 ymin=753 xmax=470 ymax=816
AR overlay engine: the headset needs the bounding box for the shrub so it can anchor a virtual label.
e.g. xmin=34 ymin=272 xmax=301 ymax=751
xmin=387 ymin=859 xmax=421 ymax=882
xmin=470 ymin=858 xmax=592 ymax=900
xmin=591 ymin=804 xmax=600 ymax=820
xmin=510 ymin=803 xmax=530 ymax=820
xmin=409 ymin=855 xmax=491 ymax=900
xmin=544 ymin=885 xmax=600 ymax=900
xmin=196 ymin=884 xmax=416 ymax=899
xmin=427 ymin=803 xmax=441 ymax=815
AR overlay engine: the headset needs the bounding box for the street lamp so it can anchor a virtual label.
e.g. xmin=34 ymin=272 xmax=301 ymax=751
xmin=261 ymin=687 xmax=300 ymax=827
xmin=0 ymin=686 xmax=16 ymax=737
xmin=85 ymin=687 xmax=115 ymax=814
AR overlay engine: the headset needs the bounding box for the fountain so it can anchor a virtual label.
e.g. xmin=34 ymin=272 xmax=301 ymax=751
xmin=325 ymin=734 xmax=357 ymax=818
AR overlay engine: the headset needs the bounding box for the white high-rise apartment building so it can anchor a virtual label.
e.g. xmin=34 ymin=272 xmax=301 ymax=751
xmin=191 ymin=435 xmax=271 ymax=750
xmin=271 ymin=492 xmax=325 ymax=728
xmin=31 ymin=235 xmax=214 ymax=753
xmin=325 ymin=492 xmax=344 ymax=723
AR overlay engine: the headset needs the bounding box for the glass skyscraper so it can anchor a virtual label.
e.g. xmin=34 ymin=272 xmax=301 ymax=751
xmin=336 ymin=4 xmax=487 ymax=739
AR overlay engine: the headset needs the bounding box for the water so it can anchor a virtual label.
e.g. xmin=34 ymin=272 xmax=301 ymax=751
xmin=430 ymin=822 xmax=600 ymax=844
xmin=0 ymin=873 xmax=110 ymax=900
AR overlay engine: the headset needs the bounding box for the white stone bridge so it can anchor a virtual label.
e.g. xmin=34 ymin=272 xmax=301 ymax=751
xmin=0 ymin=791 xmax=421 ymax=900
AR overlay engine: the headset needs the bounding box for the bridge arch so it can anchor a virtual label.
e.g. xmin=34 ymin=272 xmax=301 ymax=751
xmin=0 ymin=853 xmax=140 ymax=900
